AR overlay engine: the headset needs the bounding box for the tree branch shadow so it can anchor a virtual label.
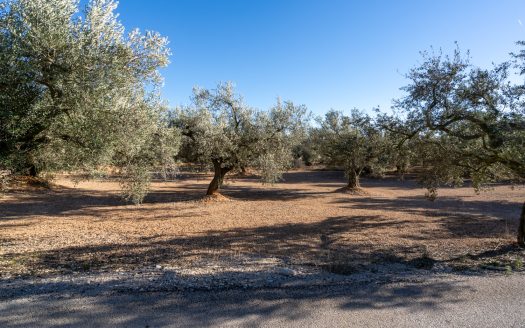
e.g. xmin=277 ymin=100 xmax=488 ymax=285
xmin=0 ymin=276 xmax=473 ymax=327
xmin=333 ymin=195 xmax=522 ymax=239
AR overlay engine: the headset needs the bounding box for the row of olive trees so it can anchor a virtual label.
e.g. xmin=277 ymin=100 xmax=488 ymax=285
xmin=174 ymin=46 xmax=525 ymax=246
xmin=297 ymin=45 xmax=525 ymax=245
xmin=0 ymin=0 xmax=419 ymax=203
xmin=2 ymin=1 xmax=523 ymax=243
xmin=0 ymin=0 xmax=309 ymax=202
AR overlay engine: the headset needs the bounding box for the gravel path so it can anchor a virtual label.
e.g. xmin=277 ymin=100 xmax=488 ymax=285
xmin=0 ymin=261 xmax=436 ymax=298
xmin=1 ymin=271 xmax=524 ymax=327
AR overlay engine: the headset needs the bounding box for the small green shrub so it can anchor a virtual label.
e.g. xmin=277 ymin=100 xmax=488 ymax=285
xmin=513 ymin=258 xmax=523 ymax=270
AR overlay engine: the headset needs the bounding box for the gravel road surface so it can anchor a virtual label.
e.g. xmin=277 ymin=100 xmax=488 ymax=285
xmin=1 ymin=273 xmax=524 ymax=327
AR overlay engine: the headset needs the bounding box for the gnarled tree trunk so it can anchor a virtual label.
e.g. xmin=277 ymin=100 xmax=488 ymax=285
xmin=28 ymin=164 xmax=38 ymax=177
xmin=347 ymin=170 xmax=361 ymax=189
xmin=240 ymin=166 xmax=247 ymax=176
xmin=396 ymin=164 xmax=406 ymax=181
xmin=518 ymin=201 xmax=525 ymax=247
xmin=206 ymin=159 xmax=232 ymax=195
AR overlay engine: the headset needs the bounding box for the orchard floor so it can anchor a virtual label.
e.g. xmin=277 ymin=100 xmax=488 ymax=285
xmin=1 ymin=169 xmax=524 ymax=281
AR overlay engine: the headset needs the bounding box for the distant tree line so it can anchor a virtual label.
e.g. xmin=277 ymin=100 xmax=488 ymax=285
xmin=1 ymin=0 xmax=524 ymax=244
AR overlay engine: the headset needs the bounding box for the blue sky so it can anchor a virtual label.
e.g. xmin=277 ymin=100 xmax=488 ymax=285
xmin=109 ymin=0 xmax=524 ymax=115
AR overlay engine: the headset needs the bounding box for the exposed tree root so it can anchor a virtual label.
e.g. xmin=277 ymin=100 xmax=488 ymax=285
xmin=200 ymin=193 xmax=233 ymax=203
xmin=11 ymin=176 xmax=53 ymax=190
xmin=335 ymin=186 xmax=369 ymax=195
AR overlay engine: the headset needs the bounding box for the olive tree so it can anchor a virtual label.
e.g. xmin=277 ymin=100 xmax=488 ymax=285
xmin=377 ymin=113 xmax=422 ymax=181
xmin=393 ymin=46 xmax=525 ymax=245
xmin=314 ymin=109 xmax=388 ymax=191
xmin=0 ymin=0 xmax=179 ymax=203
xmin=292 ymin=139 xmax=318 ymax=167
xmin=174 ymin=82 xmax=307 ymax=196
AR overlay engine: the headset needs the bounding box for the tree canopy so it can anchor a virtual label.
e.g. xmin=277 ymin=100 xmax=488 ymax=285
xmin=174 ymin=82 xmax=307 ymax=195
xmin=314 ymin=109 xmax=388 ymax=191
xmin=2 ymin=0 xmax=524 ymax=249
xmin=386 ymin=45 xmax=525 ymax=244
xmin=0 ymin=0 xmax=180 ymax=203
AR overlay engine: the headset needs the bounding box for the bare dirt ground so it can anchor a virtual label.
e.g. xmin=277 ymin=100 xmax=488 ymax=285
xmin=1 ymin=169 xmax=524 ymax=280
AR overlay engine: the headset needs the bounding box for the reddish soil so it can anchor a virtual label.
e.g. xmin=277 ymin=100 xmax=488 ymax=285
xmin=1 ymin=170 xmax=524 ymax=277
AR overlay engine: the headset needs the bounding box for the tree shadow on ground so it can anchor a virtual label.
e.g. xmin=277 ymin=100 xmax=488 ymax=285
xmin=1 ymin=198 xmax=522 ymax=326
xmin=3 ymin=213 xmax=521 ymax=280
xmin=1 ymin=172 xmax=342 ymax=219
xmin=333 ymin=195 xmax=522 ymax=239
xmin=221 ymin=185 xmax=331 ymax=201
xmin=279 ymin=170 xmax=346 ymax=184
xmin=0 ymin=187 xmax=124 ymax=220
xmin=2 ymin=170 xmax=523 ymax=283
xmin=0 ymin=277 xmax=471 ymax=327
xmin=2 ymin=170 xmax=518 ymax=220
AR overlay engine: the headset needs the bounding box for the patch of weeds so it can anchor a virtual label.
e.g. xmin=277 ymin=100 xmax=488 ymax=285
xmin=61 ymin=255 xmax=104 ymax=273
xmin=478 ymin=259 xmax=516 ymax=272
xmin=322 ymin=262 xmax=360 ymax=275
xmin=408 ymin=255 xmax=436 ymax=270
xmin=374 ymin=250 xmax=436 ymax=270
xmin=23 ymin=176 xmax=52 ymax=189
xmin=82 ymin=262 xmax=91 ymax=272
xmin=456 ymin=254 xmax=472 ymax=262
xmin=451 ymin=264 xmax=473 ymax=272
xmin=487 ymin=260 xmax=502 ymax=267
xmin=512 ymin=258 xmax=523 ymax=270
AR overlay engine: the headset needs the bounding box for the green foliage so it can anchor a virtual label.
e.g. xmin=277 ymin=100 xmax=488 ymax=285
xmin=388 ymin=43 xmax=525 ymax=245
xmin=0 ymin=0 xmax=180 ymax=203
xmin=513 ymin=258 xmax=523 ymax=270
xmin=377 ymin=113 xmax=421 ymax=179
xmin=174 ymin=82 xmax=307 ymax=192
xmin=314 ymin=109 xmax=388 ymax=188
xmin=292 ymin=142 xmax=317 ymax=166
xmin=385 ymin=45 xmax=525 ymax=198
xmin=0 ymin=170 xmax=11 ymax=193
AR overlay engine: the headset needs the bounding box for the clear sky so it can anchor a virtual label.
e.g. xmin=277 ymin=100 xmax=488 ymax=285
xmin=108 ymin=0 xmax=524 ymax=115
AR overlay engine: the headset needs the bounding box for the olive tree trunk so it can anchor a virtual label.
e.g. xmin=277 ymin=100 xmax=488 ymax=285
xmin=206 ymin=160 xmax=232 ymax=195
xmin=518 ymin=201 xmax=525 ymax=247
xmin=28 ymin=165 xmax=38 ymax=177
xmin=396 ymin=164 xmax=406 ymax=181
xmin=347 ymin=170 xmax=361 ymax=189
xmin=240 ymin=166 xmax=247 ymax=176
